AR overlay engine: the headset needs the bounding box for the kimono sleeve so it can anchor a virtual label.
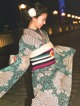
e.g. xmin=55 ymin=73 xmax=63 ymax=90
xmin=54 ymin=45 xmax=76 ymax=97
xmin=0 ymin=36 xmax=32 ymax=98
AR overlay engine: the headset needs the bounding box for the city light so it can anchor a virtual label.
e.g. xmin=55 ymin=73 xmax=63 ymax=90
xmin=67 ymin=14 xmax=71 ymax=18
xmin=61 ymin=12 xmax=66 ymax=16
xmin=18 ymin=4 xmax=27 ymax=10
xmin=52 ymin=10 xmax=58 ymax=15
xmin=71 ymin=15 xmax=75 ymax=18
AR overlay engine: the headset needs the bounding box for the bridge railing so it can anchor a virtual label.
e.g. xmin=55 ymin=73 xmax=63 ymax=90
xmin=44 ymin=24 xmax=80 ymax=36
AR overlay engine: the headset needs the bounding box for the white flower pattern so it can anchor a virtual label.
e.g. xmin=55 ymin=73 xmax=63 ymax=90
xmin=53 ymin=71 xmax=65 ymax=94
xmin=0 ymin=91 xmax=6 ymax=98
xmin=63 ymin=55 xmax=73 ymax=72
xmin=32 ymin=91 xmax=59 ymax=106
xmin=53 ymin=71 xmax=72 ymax=96
xmin=0 ymin=71 xmax=13 ymax=86
xmin=18 ymin=56 xmax=29 ymax=71
xmin=34 ymin=84 xmax=42 ymax=96
xmin=37 ymin=73 xmax=44 ymax=80
xmin=62 ymin=75 xmax=72 ymax=96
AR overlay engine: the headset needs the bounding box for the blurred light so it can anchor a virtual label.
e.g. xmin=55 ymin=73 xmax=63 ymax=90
xmin=52 ymin=10 xmax=58 ymax=15
xmin=73 ymin=21 xmax=78 ymax=24
xmin=59 ymin=27 xmax=62 ymax=32
xmin=18 ymin=4 xmax=27 ymax=10
xmin=58 ymin=0 xmax=65 ymax=13
xmin=75 ymin=16 xmax=78 ymax=19
xmin=61 ymin=12 xmax=66 ymax=16
xmin=67 ymin=14 xmax=71 ymax=18
xmin=66 ymin=26 xmax=68 ymax=31
xmin=0 ymin=34 xmax=13 ymax=48
xmin=78 ymin=17 xmax=80 ymax=20
xmin=71 ymin=15 xmax=75 ymax=18
xmin=48 ymin=27 xmax=53 ymax=35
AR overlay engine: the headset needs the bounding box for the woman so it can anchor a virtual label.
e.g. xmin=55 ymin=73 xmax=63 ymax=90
xmin=0 ymin=2 xmax=75 ymax=106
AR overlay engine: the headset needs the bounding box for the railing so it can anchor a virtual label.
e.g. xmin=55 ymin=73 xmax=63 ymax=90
xmin=44 ymin=24 xmax=80 ymax=36
xmin=0 ymin=33 xmax=13 ymax=48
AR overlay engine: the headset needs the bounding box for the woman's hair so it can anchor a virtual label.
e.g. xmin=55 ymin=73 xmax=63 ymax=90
xmin=33 ymin=2 xmax=48 ymax=18
xmin=20 ymin=2 xmax=48 ymax=28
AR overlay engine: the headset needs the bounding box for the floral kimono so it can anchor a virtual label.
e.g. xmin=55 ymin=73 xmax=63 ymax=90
xmin=0 ymin=28 xmax=75 ymax=106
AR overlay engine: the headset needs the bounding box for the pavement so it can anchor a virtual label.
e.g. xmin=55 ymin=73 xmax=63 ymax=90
xmin=0 ymin=30 xmax=80 ymax=106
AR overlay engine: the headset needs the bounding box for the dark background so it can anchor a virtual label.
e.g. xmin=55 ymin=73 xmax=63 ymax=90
xmin=0 ymin=0 xmax=80 ymax=30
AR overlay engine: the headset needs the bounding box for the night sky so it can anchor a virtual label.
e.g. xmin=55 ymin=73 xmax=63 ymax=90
xmin=65 ymin=0 xmax=80 ymax=15
xmin=0 ymin=0 xmax=21 ymax=29
xmin=0 ymin=0 xmax=80 ymax=30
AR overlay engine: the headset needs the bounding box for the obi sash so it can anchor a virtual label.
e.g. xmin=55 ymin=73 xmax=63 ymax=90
xmin=30 ymin=42 xmax=56 ymax=71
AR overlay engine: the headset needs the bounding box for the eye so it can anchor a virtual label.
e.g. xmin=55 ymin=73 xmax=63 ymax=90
xmin=43 ymin=18 xmax=46 ymax=22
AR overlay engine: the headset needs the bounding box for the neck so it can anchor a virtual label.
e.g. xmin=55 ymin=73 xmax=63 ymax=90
xmin=28 ymin=22 xmax=37 ymax=31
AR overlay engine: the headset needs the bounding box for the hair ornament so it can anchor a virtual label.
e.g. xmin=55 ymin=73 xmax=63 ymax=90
xmin=28 ymin=8 xmax=36 ymax=17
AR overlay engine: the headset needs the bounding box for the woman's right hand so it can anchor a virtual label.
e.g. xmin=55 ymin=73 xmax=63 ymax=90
xmin=9 ymin=55 xmax=17 ymax=64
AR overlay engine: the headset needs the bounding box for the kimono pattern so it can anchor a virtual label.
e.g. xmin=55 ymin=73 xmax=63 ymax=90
xmin=0 ymin=28 xmax=75 ymax=106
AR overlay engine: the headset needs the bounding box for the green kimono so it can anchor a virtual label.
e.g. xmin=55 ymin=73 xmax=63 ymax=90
xmin=0 ymin=29 xmax=76 ymax=106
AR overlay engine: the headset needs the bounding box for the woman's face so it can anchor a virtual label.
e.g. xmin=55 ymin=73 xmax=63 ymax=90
xmin=34 ymin=13 xmax=47 ymax=29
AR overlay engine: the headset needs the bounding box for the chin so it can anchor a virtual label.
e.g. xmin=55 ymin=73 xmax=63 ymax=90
xmin=38 ymin=26 xmax=42 ymax=29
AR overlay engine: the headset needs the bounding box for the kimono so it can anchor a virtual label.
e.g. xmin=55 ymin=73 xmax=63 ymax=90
xmin=0 ymin=28 xmax=76 ymax=106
